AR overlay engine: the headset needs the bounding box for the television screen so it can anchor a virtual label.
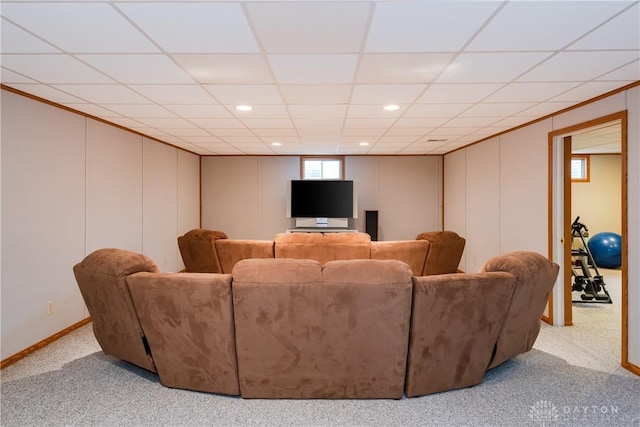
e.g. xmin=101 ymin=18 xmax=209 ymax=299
xmin=289 ymin=180 xmax=355 ymax=218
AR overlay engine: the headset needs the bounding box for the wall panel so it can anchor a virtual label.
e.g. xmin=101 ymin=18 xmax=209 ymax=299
xmin=1 ymin=91 xmax=86 ymax=359
xmin=142 ymin=139 xmax=178 ymax=272
xmin=443 ymin=149 xmax=467 ymax=269
xmin=86 ymin=120 xmax=143 ymax=254
xmin=177 ymin=150 xmax=201 ymax=269
xmin=258 ymin=156 xmax=299 ymax=239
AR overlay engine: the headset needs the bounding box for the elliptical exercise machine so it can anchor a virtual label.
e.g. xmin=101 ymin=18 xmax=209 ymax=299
xmin=570 ymin=216 xmax=612 ymax=304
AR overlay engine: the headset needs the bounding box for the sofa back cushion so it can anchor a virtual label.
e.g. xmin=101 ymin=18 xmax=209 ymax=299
xmin=480 ymin=251 xmax=559 ymax=369
xmin=416 ymin=231 xmax=466 ymax=275
xmin=72 ymin=248 xmax=158 ymax=372
xmin=126 ymin=272 xmax=239 ymax=395
xmin=214 ymin=239 xmax=275 ymax=273
xmin=178 ymin=229 xmax=228 ymax=273
xmin=370 ymin=240 xmax=429 ymax=276
xmin=406 ymin=272 xmax=516 ymax=397
xmin=231 ymin=258 xmax=413 ymax=398
xmin=273 ymin=232 xmax=371 ymax=265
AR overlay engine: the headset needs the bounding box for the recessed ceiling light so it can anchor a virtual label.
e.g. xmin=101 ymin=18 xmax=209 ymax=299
xmin=359 ymin=141 xmax=369 ymax=146
xmin=271 ymin=141 xmax=282 ymax=146
xmin=383 ymin=104 xmax=400 ymax=111
xmin=236 ymin=105 xmax=252 ymax=112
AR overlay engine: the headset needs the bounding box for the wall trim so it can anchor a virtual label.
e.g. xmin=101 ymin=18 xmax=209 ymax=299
xmin=0 ymin=317 xmax=92 ymax=370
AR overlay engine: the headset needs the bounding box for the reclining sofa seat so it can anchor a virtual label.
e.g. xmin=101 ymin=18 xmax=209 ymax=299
xmin=73 ymin=248 xmax=158 ymax=372
xmin=416 ymin=231 xmax=466 ymax=275
xmin=177 ymin=229 xmax=228 ymax=273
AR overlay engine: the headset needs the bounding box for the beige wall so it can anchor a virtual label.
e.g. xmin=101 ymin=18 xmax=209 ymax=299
xmin=443 ymin=85 xmax=640 ymax=368
xmin=0 ymin=90 xmax=201 ymax=360
xmin=201 ymin=155 xmax=442 ymax=241
xmin=572 ymin=154 xmax=622 ymax=236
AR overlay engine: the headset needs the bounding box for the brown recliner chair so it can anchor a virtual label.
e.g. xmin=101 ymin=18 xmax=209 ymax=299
xmin=73 ymin=248 xmax=158 ymax=372
xmin=177 ymin=229 xmax=228 ymax=273
xmin=480 ymin=251 xmax=559 ymax=369
xmin=416 ymin=231 xmax=466 ymax=275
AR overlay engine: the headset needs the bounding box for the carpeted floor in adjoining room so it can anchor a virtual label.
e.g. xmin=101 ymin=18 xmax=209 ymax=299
xmin=1 ymin=270 xmax=638 ymax=426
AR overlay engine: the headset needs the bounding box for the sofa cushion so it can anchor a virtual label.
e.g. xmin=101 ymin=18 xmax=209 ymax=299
xmin=273 ymin=232 xmax=371 ymax=265
xmin=480 ymin=251 xmax=559 ymax=369
xmin=214 ymin=239 xmax=275 ymax=274
xmin=231 ymin=258 xmax=413 ymax=398
xmin=370 ymin=240 xmax=429 ymax=276
xmin=405 ymin=272 xmax=516 ymax=397
xmin=126 ymin=272 xmax=239 ymax=395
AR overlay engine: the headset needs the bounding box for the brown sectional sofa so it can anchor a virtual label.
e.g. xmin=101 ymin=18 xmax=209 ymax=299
xmin=73 ymin=247 xmax=558 ymax=399
xmin=178 ymin=229 xmax=463 ymax=276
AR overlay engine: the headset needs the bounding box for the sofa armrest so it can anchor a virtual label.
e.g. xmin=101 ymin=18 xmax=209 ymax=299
xmin=406 ymin=272 xmax=515 ymax=397
xmin=370 ymin=240 xmax=429 ymax=276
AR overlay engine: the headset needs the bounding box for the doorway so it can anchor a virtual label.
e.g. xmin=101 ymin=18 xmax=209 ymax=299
xmin=548 ymin=111 xmax=628 ymax=367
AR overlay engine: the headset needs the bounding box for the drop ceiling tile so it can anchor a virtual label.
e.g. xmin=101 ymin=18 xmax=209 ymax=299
xmin=279 ymin=84 xmax=352 ymax=104
xmin=204 ymin=85 xmax=283 ymax=105
xmin=441 ymin=117 xmax=500 ymax=128
xmin=63 ymin=103 xmax=122 ymax=118
xmin=297 ymin=128 xmax=342 ymax=138
xmin=490 ymin=116 xmax=539 ymax=129
xmin=0 ymin=68 xmax=37 ymax=84
xmin=190 ymin=118 xmax=246 ymax=129
xmin=116 ymin=2 xmax=259 ymax=53
xmin=344 ymin=118 xmax=396 ymax=129
xmin=597 ymin=60 xmax=640 ymax=81
xmin=293 ymin=118 xmax=343 ymax=129
xmin=180 ymin=136 xmax=223 ymax=144
xmin=425 ymin=128 xmax=472 ymax=137
xmin=350 ymin=84 xmax=426 ymax=104
xmin=229 ymin=105 xmax=289 ymax=119
xmin=418 ymin=83 xmax=503 ymax=103
xmin=467 ymin=1 xmax=630 ymax=51
xmin=52 ymin=84 xmax=150 ymax=104
xmin=460 ymin=102 xmax=537 ymax=117
xmin=392 ymin=117 xmax=449 ymax=128
xmin=164 ymin=104 xmax=233 ymax=119
xmin=239 ymin=118 xmax=294 ymax=129
xmin=0 ymin=20 xmax=60 ymax=53
xmin=135 ymin=117 xmax=196 ymax=128
xmin=1 ymin=3 xmax=158 ymax=53
xmin=288 ymin=105 xmax=347 ymax=119
xmin=253 ymin=129 xmax=299 ymax=138
xmin=106 ymin=117 xmax=149 ymax=130
xmin=403 ymin=103 xmax=473 ymax=118
xmin=341 ymin=128 xmax=386 ymax=137
xmin=366 ymin=1 xmax=502 ymax=52
xmin=569 ymin=4 xmax=640 ymax=50
xmin=519 ymin=51 xmax=640 ymax=82
xmin=356 ymin=53 xmax=454 ymax=84
xmin=437 ymin=52 xmax=552 ymax=83
xmin=162 ymin=128 xmax=212 ymax=138
xmin=209 ymin=128 xmax=255 ymax=138
xmin=218 ymin=137 xmax=264 ymax=145
xmin=6 ymin=83 xmax=86 ymax=104
xmin=384 ymin=128 xmax=435 ymax=137
xmin=346 ymin=105 xmax=404 ymax=119
xmin=514 ymin=102 xmax=576 ymax=117
xmin=246 ymin=2 xmax=370 ymax=54
xmin=268 ymin=55 xmax=358 ymax=84
xmin=550 ymin=81 xmax=635 ymax=103
xmin=260 ymin=136 xmax=301 ymax=145
xmin=172 ymin=54 xmax=274 ymax=84
xmin=128 ymin=84 xmax=217 ymax=104
xmin=98 ymin=104 xmax=174 ymax=118
xmin=1 ymin=54 xmax=113 ymax=84
xmin=484 ymin=82 xmax=581 ymax=103
xmin=77 ymin=54 xmax=193 ymax=84
xmin=377 ymin=136 xmax=421 ymax=144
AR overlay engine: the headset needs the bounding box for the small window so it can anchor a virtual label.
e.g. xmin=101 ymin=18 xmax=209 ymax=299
xmin=301 ymin=156 xmax=344 ymax=180
xmin=571 ymin=155 xmax=590 ymax=182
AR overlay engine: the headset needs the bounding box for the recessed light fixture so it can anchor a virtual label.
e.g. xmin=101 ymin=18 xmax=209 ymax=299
xmin=271 ymin=141 xmax=282 ymax=146
xmin=359 ymin=141 xmax=369 ymax=146
xmin=383 ymin=104 xmax=400 ymax=111
xmin=235 ymin=105 xmax=252 ymax=112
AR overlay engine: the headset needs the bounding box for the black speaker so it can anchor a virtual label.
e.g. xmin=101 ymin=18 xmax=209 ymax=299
xmin=365 ymin=210 xmax=378 ymax=241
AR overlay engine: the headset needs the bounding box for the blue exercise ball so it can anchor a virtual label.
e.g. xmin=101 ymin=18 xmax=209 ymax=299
xmin=588 ymin=232 xmax=622 ymax=268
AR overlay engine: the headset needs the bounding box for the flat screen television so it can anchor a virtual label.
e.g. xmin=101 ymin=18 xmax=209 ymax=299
xmin=287 ymin=180 xmax=357 ymax=219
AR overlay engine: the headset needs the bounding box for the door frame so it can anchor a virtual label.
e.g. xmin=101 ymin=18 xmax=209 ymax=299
xmin=547 ymin=110 xmax=628 ymax=366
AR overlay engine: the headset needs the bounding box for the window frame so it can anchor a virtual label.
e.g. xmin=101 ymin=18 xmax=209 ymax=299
xmin=571 ymin=154 xmax=590 ymax=182
xmin=300 ymin=156 xmax=345 ymax=180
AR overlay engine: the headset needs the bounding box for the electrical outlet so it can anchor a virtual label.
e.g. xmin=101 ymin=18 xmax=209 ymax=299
xmin=46 ymin=300 xmax=54 ymax=315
